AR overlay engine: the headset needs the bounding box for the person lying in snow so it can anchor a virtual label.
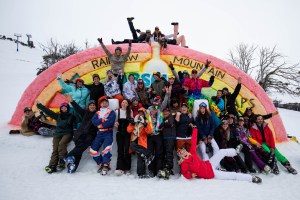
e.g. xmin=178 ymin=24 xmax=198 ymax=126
xmin=178 ymin=127 xmax=262 ymax=183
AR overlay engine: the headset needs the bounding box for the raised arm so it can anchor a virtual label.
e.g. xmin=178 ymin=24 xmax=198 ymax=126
xmin=197 ymin=59 xmax=211 ymax=78
xmin=36 ymin=103 xmax=59 ymax=120
xmin=98 ymin=38 xmax=113 ymax=58
xmin=123 ymin=41 xmax=132 ymax=59
xmin=231 ymin=77 xmax=242 ymax=100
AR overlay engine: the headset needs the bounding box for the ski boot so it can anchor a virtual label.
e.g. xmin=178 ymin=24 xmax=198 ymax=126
xmin=252 ymin=176 xmax=262 ymax=184
xmin=142 ymin=153 xmax=155 ymax=166
xmin=64 ymin=156 xmax=76 ymax=173
xmin=272 ymin=162 xmax=280 ymax=175
xmin=56 ymin=158 xmax=66 ymax=172
xmin=138 ymin=174 xmax=150 ymax=179
xmin=284 ymin=162 xmax=298 ymax=175
xmin=158 ymin=166 xmax=171 ymax=180
xmin=45 ymin=165 xmax=57 ymax=174
xmin=101 ymin=163 xmax=111 ymax=176
xmin=235 ymin=144 xmax=243 ymax=154
xmin=97 ymin=163 xmax=103 ymax=174
xmin=261 ymin=165 xmax=271 ymax=175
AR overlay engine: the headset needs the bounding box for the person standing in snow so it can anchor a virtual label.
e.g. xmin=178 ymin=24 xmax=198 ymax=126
xmin=64 ymin=95 xmax=98 ymax=173
xmin=37 ymin=101 xmax=76 ymax=174
xmin=178 ymin=127 xmax=262 ymax=183
xmin=90 ymin=98 xmax=116 ymax=175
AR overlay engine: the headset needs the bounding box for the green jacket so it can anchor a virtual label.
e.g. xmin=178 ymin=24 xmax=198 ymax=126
xmin=37 ymin=103 xmax=76 ymax=137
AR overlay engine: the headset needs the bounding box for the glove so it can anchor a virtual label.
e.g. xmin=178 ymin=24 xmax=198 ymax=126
xmin=64 ymin=79 xmax=74 ymax=84
xmin=57 ymin=73 xmax=62 ymax=80
xmin=169 ymin=62 xmax=174 ymax=70
xmin=97 ymin=38 xmax=103 ymax=44
xmin=128 ymin=40 xmax=132 ymax=47
xmin=129 ymin=118 xmax=135 ymax=125
xmin=205 ymin=59 xmax=211 ymax=69
xmin=209 ymin=76 xmax=215 ymax=83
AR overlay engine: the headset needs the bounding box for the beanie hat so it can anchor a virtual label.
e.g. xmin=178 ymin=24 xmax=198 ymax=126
xmin=60 ymin=102 xmax=70 ymax=113
xmin=75 ymin=78 xmax=84 ymax=84
xmin=115 ymin=47 xmax=122 ymax=52
xmin=24 ymin=107 xmax=32 ymax=113
xmin=88 ymin=100 xmax=96 ymax=106
xmin=153 ymin=71 xmax=161 ymax=78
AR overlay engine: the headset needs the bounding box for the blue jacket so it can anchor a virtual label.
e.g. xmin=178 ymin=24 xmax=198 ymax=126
xmin=58 ymin=79 xmax=90 ymax=109
xmin=195 ymin=115 xmax=215 ymax=141
xmin=92 ymin=109 xmax=116 ymax=133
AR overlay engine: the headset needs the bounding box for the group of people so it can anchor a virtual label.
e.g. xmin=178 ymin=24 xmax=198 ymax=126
xmin=9 ymin=24 xmax=297 ymax=183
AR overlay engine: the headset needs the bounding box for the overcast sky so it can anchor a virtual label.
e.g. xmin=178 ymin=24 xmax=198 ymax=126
xmin=1 ymin=0 xmax=299 ymax=102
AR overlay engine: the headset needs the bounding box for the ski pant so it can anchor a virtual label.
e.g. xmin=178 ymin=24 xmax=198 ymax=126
xmin=176 ymin=139 xmax=191 ymax=152
xmin=200 ymin=138 xmax=219 ymax=161
xmin=89 ymin=131 xmax=113 ymax=165
xmin=261 ymin=143 xmax=288 ymax=164
xmin=67 ymin=134 xmax=95 ymax=171
xmin=116 ymin=132 xmax=131 ymax=171
xmin=242 ymin=143 xmax=267 ymax=170
xmin=49 ymin=134 xmax=73 ymax=166
xmin=148 ymin=134 xmax=163 ymax=175
xmin=130 ymin=140 xmax=151 ymax=175
xmin=210 ymin=149 xmax=252 ymax=182
xmin=163 ymin=139 xmax=176 ymax=169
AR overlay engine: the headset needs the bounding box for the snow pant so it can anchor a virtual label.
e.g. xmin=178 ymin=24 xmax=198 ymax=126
xmin=148 ymin=134 xmax=163 ymax=176
xmin=89 ymin=131 xmax=113 ymax=165
xmin=200 ymin=138 xmax=219 ymax=161
xmin=38 ymin=127 xmax=55 ymax=137
xmin=130 ymin=140 xmax=152 ymax=175
xmin=67 ymin=133 xmax=95 ymax=171
xmin=261 ymin=143 xmax=288 ymax=164
xmin=98 ymin=94 xmax=123 ymax=108
xmin=210 ymin=149 xmax=252 ymax=182
xmin=162 ymin=139 xmax=176 ymax=169
xmin=49 ymin=134 xmax=73 ymax=166
xmin=242 ymin=145 xmax=254 ymax=170
xmin=176 ymin=139 xmax=191 ymax=152
xmin=250 ymin=149 xmax=266 ymax=170
xmin=116 ymin=132 xmax=131 ymax=171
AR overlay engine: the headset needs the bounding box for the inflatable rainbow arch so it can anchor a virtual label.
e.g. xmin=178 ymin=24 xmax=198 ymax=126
xmin=9 ymin=42 xmax=288 ymax=142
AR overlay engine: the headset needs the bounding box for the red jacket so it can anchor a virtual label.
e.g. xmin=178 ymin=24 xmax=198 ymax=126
xmin=180 ymin=128 xmax=214 ymax=179
xmin=249 ymin=122 xmax=275 ymax=149
xmin=182 ymin=78 xmax=211 ymax=92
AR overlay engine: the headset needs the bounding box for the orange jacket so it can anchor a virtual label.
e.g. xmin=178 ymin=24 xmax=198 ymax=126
xmin=127 ymin=121 xmax=153 ymax=149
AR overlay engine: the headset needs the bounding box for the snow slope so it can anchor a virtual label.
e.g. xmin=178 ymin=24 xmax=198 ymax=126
xmin=0 ymin=39 xmax=300 ymax=200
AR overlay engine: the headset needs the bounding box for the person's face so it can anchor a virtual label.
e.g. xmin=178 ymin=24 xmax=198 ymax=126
xmin=222 ymin=123 xmax=229 ymax=130
xmin=256 ymin=116 xmax=264 ymax=125
xmin=101 ymin=100 xmax=109 ymax=108
xmin=181 ymin=106 xmax=188 ymax=113
xmin=88 ymin=104 xmax=96 ymax=112
xmin=191 ymin=71 xmax=197 ymax=78
xmin=154 ymin=75 xmax=160 ymax=81
xmin=217 ymin=91 xmax=222 ymax=98
xmin=129 ymin=75 xmax=134 ymax=82
xmin=132 ymin=100 xmax=138 ymax=106
xmin=76 ymin=81 xmax=83 ymax=88
xmin=228 ymin=116 xmax=234 ymax=124
xmin=163 ymin=111 xmax=170 ymax=118
xmin=172 ymin=102 xmax=179 ymax=108
xmin=24 ymin=110 xmax=32 ymax=116
xmin=137 ymin=81 xmax=143 ymax=88
xmin=180 ymin=150 xmax=191 ymax=160
xmin=138 ymin=111 xmax=145 ymax=117
xmin=200 ymin=106 xmax=206 ymax=114
xmin=238 ymin=119 xmax=245 ymax=126
xmin=150 ymin=109 xmax=158 ymax=115
xmin=93 ymin=77 xmax=100 ymax=84
xmin=169 ymin=78 xmax=174 ymax=84
xmin=115 ymin=50 xmax=122 ymax=56
xmin=61 ymin=106 xmax=68 ymax=113
xmin=121 ymin=100 xmax=128 ymax=108
xmin=223 ymin=90 xmax=228 ymax=95
xmin=107 ymin=72 xmax=113 ymax=78
xmin=247 ymin=109 xmax=252 ymax=116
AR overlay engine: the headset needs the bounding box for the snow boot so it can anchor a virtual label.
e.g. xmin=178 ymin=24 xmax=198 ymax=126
xmin=138 ymin=174 xmax=150 ymax=179
xmin=261 ymin=165 xmax=271 ymax=174
xmin=142 ymin=153 xmax=155 ymax=166
xmin=235 ymin=144 xmax=243 ymax=154
xmin=284 ymin=162 xmax=298 ymax=175
xmin=272 ymin=162 xmax=280 ymax=175
xmin=114 ymin=170 xmax=124 ymax=176
xmin=56 ymin=158 xmax=65 ymax=172
xmin=64 ymin=156 xmax=76 ymax=173
xmin=45 ymin=165 xmax=57 ymax=174
xmin=252 ymin=176 xmax=262 ymax=184
xmin=9 ymin=130 xmax=20 ymax=134
xmin=101 ymin=163 xmax=111 ymax=176
xmin=97 ymin=164 xmax=103 ymax=174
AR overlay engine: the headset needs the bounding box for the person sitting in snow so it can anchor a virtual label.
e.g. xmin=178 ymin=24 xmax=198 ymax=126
xmin=127 ymin=107 xmax=154 ymax=178
xmin=37 ymin=101 xmax=76 ymax=174
xmin=64 ymin=95 xmax=98 ymax=173
xmin=90 ymin=98 xmax=116 ymax=175
xmin=178 ymin=127 xmax=262 ymax=183
xmin=9 ymin=106 xmax=54 ymax=136
xmin=249 ymin=115 xmax=297 ymax=175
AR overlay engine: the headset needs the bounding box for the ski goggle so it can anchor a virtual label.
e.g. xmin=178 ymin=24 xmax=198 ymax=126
xmin=168 ymin=75 xmax=175 ymax=79
xmin=199 ymin=102 xmax=207 ymax=107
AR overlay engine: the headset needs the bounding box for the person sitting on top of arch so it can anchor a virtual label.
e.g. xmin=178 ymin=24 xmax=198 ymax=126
xmin=97 ymin=38 xmax=131 ymax=76
xmin=98 ymin=70 xmax=123 ymax=108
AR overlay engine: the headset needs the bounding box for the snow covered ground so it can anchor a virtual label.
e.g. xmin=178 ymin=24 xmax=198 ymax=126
xmin=0 ymin=39 xmax=300 ymax=200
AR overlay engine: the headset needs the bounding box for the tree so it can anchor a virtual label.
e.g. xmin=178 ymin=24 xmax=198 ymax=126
xmin=228 ymin=43 xmax=300 ymax=96
xmin=37 ymin=38 xmax=81 ymax=75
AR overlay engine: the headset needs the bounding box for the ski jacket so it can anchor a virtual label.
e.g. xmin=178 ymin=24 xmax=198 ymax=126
xmin=70 ymin=101 xmax=97 ymax=141
xmin=182 ymin=77 xmax=212 ymax=96
xmin=250 ymin=122 xmax=275 ymax=149
xmin=123 ymin=80 xmax=137 ymax=100
xmin=175 ymin=113 xmax=193 ymax=138
xmin=195 ymin=114 xmax=215 ymax=141
xmin=135 ymin=87 xmax=151 ymax=108
xmin=104 ymin=79 xmax=121 ymax=97
xmin=84 ymin=83 xmax=105 ymax=104
xmin=211 ymin=96 xmax=225 ymax=111
xmin=235 ymin=126 xmax=253 ymax=149
xmin=92 ymin=108 xmax=116 ymax=133
xmin=159 ymin=114 xmax=176 ymax=139
xmin=58 ymin=79 xmax=90 ymax=109
xmin=181 ymin=128 xmax=214 ymax=179
xmin=37 ymin=103 xmax=76 ymax=137
xmin=214 ymin=125 xmax=238 ymax=149
xmin=243 ymin=113 xmax=272 ymax=129
xmin=150 ymin=79 xmax=166 ymax=99
xmin=100 ymin=42 xmax=131 ymax=74
xmin=127 ymin=121 xmax=153 ymax=149
xmin=225 ymin=83 xmax=241 ymax=116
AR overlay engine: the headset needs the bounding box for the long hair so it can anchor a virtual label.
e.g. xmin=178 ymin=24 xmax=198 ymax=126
xmin=122 ymin=99 xmax=132 ymax=120
xmin=197 ymin=107 xmax=211 ymax=122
